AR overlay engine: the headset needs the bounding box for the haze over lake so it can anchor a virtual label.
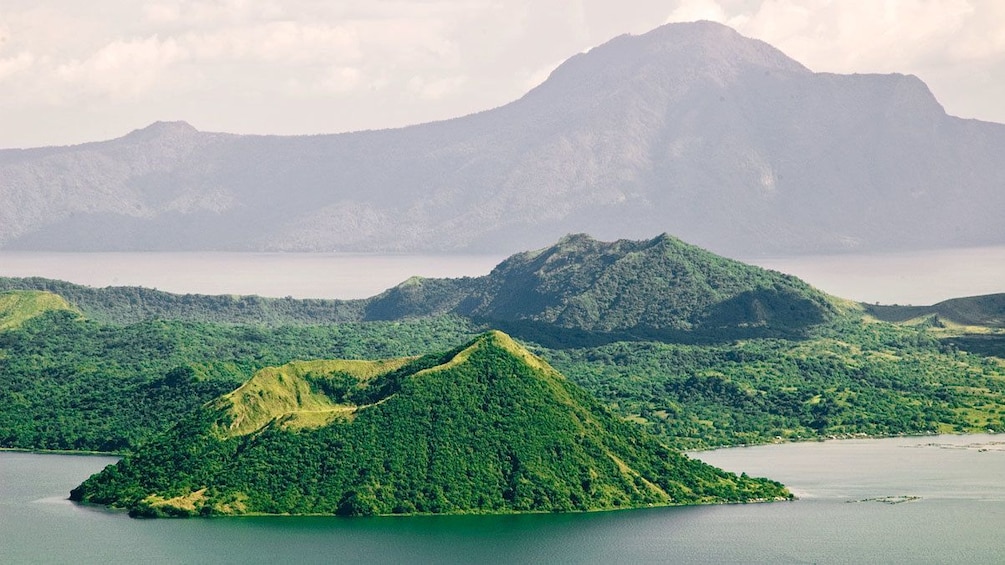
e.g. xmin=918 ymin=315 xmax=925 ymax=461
xmin=2 ymin=246 xmax=1004 ymax=305
xmin=747 ymin=245 xmax=1005 ymax=305
xmin=0 ymin=252 xmax=505 ymax=300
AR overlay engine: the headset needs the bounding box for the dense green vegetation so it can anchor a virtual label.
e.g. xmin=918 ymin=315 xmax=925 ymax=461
xmin=70 ymin=332 xmax=789 ymax=517
xmin=367 ymin=234 xmax=838 ymax=341
xmin=3 ymin=233 xmax=1005 ymax=457
xmin=547 ymin=317 xmax=1005 ymax=449
xmin=0 ymin=309 xmax=475 ymax=451
xmin=5 ymin=301 xmax=1002 ymax=456
xmin=0 ymin=277 xmax=365 ymax=326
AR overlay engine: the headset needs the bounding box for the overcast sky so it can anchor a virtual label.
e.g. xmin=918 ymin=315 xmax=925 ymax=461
xmin=2 ymin=0 xmax=1003 ymax=149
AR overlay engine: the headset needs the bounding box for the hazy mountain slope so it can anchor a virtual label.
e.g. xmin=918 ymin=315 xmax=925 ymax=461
xmin=866 ymin=293 xmax=1005 ymax=328
xmin=4 ymin=21 xmax=1004 ymax=255
xmin=70 ymin=331 xmax=789 ymax=517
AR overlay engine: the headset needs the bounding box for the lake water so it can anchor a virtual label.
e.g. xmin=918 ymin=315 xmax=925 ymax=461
xmin=746 ymin=245 xmax=1005 ymax=305
xmin=2 ymin=246 xmax=1005 ymax=305
xmin=0 ymin=251 xmax=506 ymax=300
xmin=4 ymin=434 xmax=1004 ymax=564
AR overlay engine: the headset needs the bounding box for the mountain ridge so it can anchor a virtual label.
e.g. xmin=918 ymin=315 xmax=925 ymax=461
xmin=3 ymin=21 xmax=1004 ymax=256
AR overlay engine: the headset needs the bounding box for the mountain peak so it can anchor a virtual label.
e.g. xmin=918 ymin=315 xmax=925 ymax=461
xmin=212 ymin=330 xmax=551 ymax=439
xmin=531 ymin=20 xmax=809 ymax=102
xmin=633 ymin=20 xmax=810 ymax=73
xmin=122 ymin=121 xmax=199 ymax=142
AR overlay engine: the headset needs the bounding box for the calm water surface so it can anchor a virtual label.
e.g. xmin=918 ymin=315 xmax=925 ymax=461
xmin=746 ymin=245 xmax=1005 ymax=305
xmin=0 ymin=252 xmax=505 ymax=299
xmin=4 ymin=434 xmax=1004 ymax=564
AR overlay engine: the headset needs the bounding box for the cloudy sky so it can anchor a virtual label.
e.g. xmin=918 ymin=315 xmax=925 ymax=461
xmin=1 ymin=0 xmax=1003 ymax=149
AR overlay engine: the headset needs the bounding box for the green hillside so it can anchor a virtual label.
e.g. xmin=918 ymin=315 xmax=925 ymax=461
xmin=5 ymin=233 xmax=1005 ymax=455
xmin=0 ymin=310 xmax=475 ymax=452
xmin=0 ymin=277 xmax=365 ymax=326
xmin=367 ymin=234 xmax=838 ymax=343
xmin=70 ymin=331 xmax=789 ymax=517
xmin=0 ymin=290 xmax=79 ymax=331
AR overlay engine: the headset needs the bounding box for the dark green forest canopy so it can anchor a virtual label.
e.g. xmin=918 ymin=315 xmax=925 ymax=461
xmin=0 ymin=308 xmax=476 ymax=452
xmin=70 ymin=331 xmax=790 ymax=517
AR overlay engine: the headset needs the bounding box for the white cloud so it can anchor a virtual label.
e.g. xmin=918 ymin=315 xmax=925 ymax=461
xmin=665 ymin=0 xmax=728 ymax=24
xmin=0 ymin=52 xmax=34 ymax=81
xmin=523 ymin=59 xmax=564 ymax=92
xmin=666 ymin=0 xmax=1003 ymax=74
xmin=143 ymin=3 xmax=182 ymax=25
xmin=407 ymin=74 xmax=467 ymax=100
xmin=288 ymin=65 xmax=365 ymax=95
xmin=182 ymin=22 xmax=362 ymax=64
xmin=55 ymin=36 xmax=186 ymax=98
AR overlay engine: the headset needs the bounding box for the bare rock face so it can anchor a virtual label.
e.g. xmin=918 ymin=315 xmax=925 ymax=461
xmin=3 ymin=21 xmax=1004 ymax=256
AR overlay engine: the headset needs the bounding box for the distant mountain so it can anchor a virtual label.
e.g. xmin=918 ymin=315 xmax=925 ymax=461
xmin=2 ymin=21 xmax=1004 ymax=256
xmin=70 ymin=331 xmax=789 ymax=517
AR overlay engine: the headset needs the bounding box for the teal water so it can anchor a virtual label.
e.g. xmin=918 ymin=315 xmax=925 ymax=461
xmin=4 ymin=434 xmax=1004 ymax=564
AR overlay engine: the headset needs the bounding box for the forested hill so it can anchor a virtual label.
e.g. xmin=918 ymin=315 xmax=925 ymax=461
xmin=70 ymin=331 xmax=789 ymax=517
xmin=1 ymin=234 xmax=838 ymax=341
xmin=366 ymin=233 xmax=839 ymax=341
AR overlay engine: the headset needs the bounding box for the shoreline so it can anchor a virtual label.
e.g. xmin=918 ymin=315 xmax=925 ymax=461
xmin=7 ymin=429 xmax=1002 ymax=458
xmin=0 ymin=447 xmax=121 ymax=457
xmin=690 ymin=429 xmax=1004 ymax=453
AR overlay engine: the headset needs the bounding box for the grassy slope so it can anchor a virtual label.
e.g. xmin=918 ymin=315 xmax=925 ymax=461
xmin=70 ymin=331 xmax=789 ymax=517
xmin=0 ymin=290 xmax=79 ymax=330
xmin=213 ymin=358 xmax=414 ymax=436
